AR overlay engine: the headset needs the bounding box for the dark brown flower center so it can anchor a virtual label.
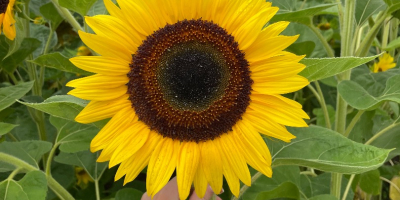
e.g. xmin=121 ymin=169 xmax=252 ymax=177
xmin=127 ymin=19 xmax=252 ymax=142
xmin=0 ymin=0 xmax=9 ymax=14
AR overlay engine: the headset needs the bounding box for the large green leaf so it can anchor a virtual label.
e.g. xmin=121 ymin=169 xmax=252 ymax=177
xmin=50 ymin=116 xmax=98 ymax=153
xmin=353 ymin=169 xmax=382 ymax=195
xmin=30 ymin=53 xmax=92 ymax=75
xmin=18 ymin=95 xmax=87 ymax=121
xmin=40 ymin=3 xmax=64 ymax=31
xmin=384 ymin=0 xmax=400 ymax=14
xmin=0 ymin=171 xmax=47 ymax=200
xmin=338 ymin=74 xmax=400 ymax=110
xmin=54 ymin=150 xmax=107 ymax=181
xmin=383 ymin=37 xmax=400 ymax=51
xmin=59 ymin=0 xmax=98 ymax=16
xmin=299 ymin=54 xmax=381 ymax=82
xmin=0 ymin=141 xmax=52 ymax=172
xmin=270 ymin=4 xmax=337 ymax=25
xmin=19 ymin=95 xmax=106 ymax=128
xmin=30 ymin=24 xmax=57 ymax=58
xmin=355 ymin=0 xmax=387 ymax=26
xmin=242 ymin=167 xmax=353 ymax=200
xmin=0 ymin=122 xmax=18 ymax=136
xmin=0 ymin=38 xmax=41 ymax=73
xmin=115 ymin=188 xmax=144 ymax=200
xmin=269 ymin=126 xmax=391 ymax=174
xmin=0 ymin=82 xmax=34 ymax=112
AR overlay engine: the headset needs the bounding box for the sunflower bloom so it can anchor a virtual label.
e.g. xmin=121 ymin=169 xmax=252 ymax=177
xmin=75 ymin=167 xmax=94 ymax=188
xmin=373 ymin=53 xmax=396 ymax=73
xmin=0 ymin=0 xmax=16 ymax=40
xmin=67 ymin=0 xmax=309 ymax=199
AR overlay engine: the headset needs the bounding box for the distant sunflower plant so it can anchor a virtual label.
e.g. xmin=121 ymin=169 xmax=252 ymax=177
xmin=0 ymin=0 xmax=16 ymax=40
xmin=66 ymin=0 xmax=309 ymax=199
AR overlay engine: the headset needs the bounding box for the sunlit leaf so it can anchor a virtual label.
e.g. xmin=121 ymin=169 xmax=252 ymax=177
xmin=0 ymin=82 xmax=34 ymax=112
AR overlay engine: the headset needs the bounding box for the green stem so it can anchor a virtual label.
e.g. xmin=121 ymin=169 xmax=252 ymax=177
xmin=389 ymin=18 xmax=399 ymax=57
xmin=233 ymin=172 xmax=263 ymax=200
xmin=47 ymin=175 xmax=75 ymax=200
xmin=365 ymin=122 xmax=400 ymax=145
xmin=8 ymin=72 xmax=19 ymax=84
xmin=0 ymin=152 xmax=75 ymax=200
xmin=45 ymin=143 xmax=60 ymax=176
xmin=7 ymin=168 xmax=22 ymax=180
xmin=381 ymin=17 xmax=391 ymax=49
xmin=309 ymin=24 xmax=335 ymax=57
xmin=39 ymin=27 xmax=54 ymax=88
xmin=50 ymin=0 xmax=84 ymax=32
xmin=332 ymin=0 xmax=356 ymax=198
xmin=336 ymin=0 xmax=344 ymax=32
xmin=355 ymin=11 xmax=387 ymax=57
xmin=95 ymin=179 xmax=101 ymax=200
xmin=341 ymin=174 xmax=355 ymax=200
xmin=6 ymin=132 xmax=18 ymax=142
xmin=344 ymin=110 xmax=365 ymax=137
xmin=315 ymin=81 xmax=331 ymax=129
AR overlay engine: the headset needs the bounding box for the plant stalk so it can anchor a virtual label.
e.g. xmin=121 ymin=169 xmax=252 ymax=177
xmin=50 ymin=0 xmax=84 ymax=32
xmin=309 ymin=24 xmax=335 ymax=57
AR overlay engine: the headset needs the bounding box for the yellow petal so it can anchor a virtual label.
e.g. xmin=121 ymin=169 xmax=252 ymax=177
xmin=218 ymin=134 xmax=251 ymax=186
xmin=3 ymin=5 xmax=16 ymax=41
xmin=147 ymin=138 xmax=180 ymax=198
xmin=252 ymin=75 xmax=309 ymax=95
xmin=233 ymin=7 xmax=279 ymax=50
xmin=221 ymin=150 xmax=240 ymax=197
xmin=233 ymin=125 xmax=272 ymax=177
xmin=85 ymin=15 xmax=141 ymax=52
xmin=243 ymin=112 xmax=295 ymax=142
xmin=193 ymin=164 xmax=208 ymax=199
xmin=177 ymin=142 xmax=200 ymax=200
xmin=251 ymin=94 xmax=309 ymax=119
xmin=246 ymin=35 xmax=299 ymax=63
xmin=79 ymin=31 xmax=131 ymax=62
xmin=200 ymin=140 xmax=223 ymax=195
xmin=75 ymin=95 xmax=130 ymax=124
xmin=67 ymin=74 xmax=128 ymax=89
xmin=118 ymin=131 xmax=162 ymax=184
xmin=109 ymin=122 xmax=150 ymax=167
xmin=68 ymin=85 xmax=127 ymax=101
xmin=90 ymin=107 xmax=136 ymax=152
xmin=70 ymin=56 xmax=129 ymax=76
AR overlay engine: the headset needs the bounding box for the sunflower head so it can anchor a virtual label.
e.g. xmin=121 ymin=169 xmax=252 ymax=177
xmin=75 ymin=166 xmax=93 ymax=188
xmin=67 ymin=0 xmax=309 ymax=199
xmin=373 ymin=53 xmax=396 ymax=73
xmin=0 ymin=0 xmax=16 ymax=40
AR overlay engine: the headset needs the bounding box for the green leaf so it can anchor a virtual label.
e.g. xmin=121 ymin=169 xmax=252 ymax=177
xmin=355 ymin=0 xmax=387 ymax=26
xmin=19 ymin=95 xmax=106 ymax=128
xmin=355 ymin=169 xmax=382 ymax=195
xmin=312 ymin=105 xmax=335 ymax=128
xmin=87 ymin=0 xmax=116 ymax=16
xmin=0 ymin=141 xmax=52 ymax=172
xmin=299 ymin=54 xmax=382 ymax=82
xmin=369 ymin=122 xmax=400 ymax=159
xmin=0 ymin=82 xmax=34 ymax=112
xmin=19 ymin=95 xmax=87 ymax=121
xmin=255 ymin=182 xmax=299 ymax=200
xmin=0 ymin=171 xmax=48 ymax=200
xmin=54 ymin=151 xmax=107 ymax=181
xmin=50 ymin=116 xmax=98 ymax=153
xmin=30 ymin=24 xmax=57 ymax=58
xmin=40 ymin=3 xmax=64 ymax=31
xmin=383 ymin=37 xmax=400 ymax=51
xmin=384 ymin=0 xmax=400 ymax=14
xmin=270 ymin=4 xmax=337 ymax=25
xmin=59 ymin=0 xmax=98 ymax=16
xmin=115 ymin=188 xmax=144 ymax=200
xmin=309 ymin=195 xmax=338 ymax=200
xmin=338 ymin=74 xmax=400 ymax=110
xmin=0 ymin=122 xmax=18 ymax=136
xmin=30 ymin=53 xmax=92 ymax=75
xmin=269 ymin=125 xmax=391 ymax=174
xmin=0 ymin=38 xmax=41 ymax=73
xmin=286 ymin=41 xmax=315 ymax=58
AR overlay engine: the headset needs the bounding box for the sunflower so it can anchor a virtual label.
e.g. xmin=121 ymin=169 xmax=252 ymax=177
xmin=0 ymin=0 xmax=16 ymax=40
xmin=373 ymin=53 xmax=396 ymax=73
xmin=67 ymin=0 xmax=309 ymax=199
xmin=75 ymin=166 xmax=94 ymax=188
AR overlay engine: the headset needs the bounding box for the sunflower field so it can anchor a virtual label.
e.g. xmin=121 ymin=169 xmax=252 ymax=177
xmin=1 ymin=0 xmax=400 ymax=200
